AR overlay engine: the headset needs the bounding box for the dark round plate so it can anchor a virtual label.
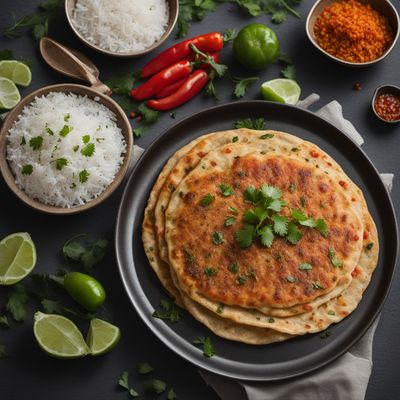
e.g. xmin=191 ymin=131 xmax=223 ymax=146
xmin=115 ymin=101 xmax=398 ymax=381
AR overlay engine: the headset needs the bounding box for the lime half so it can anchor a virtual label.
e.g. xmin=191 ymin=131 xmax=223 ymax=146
xmin=0 ymin=77 xmax=21 ymax=109
xmin=0 ymin=60 xmax=32 ymax=86
xmin=261 ymin=78 xmax=301 ymax=105
xmin=33 ymin=312 xmax=90 ymax=358
xmin=0 ymin=232 xmax=37 ymax=285
xmin=87 ymin=318 xmax=121 ymax=356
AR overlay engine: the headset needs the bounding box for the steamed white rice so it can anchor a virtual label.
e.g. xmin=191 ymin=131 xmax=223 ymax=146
xmin=7 ymin=92 xmax=126 ymax=208
xmin=71 ymin=0 xmax=170 ymax=53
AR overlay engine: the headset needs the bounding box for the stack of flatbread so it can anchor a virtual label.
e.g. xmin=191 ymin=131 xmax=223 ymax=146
xmin=142 ymin=128 xmax=378 ymax=344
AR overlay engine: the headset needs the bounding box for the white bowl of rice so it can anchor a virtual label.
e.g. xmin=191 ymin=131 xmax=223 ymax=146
xmin=65 ymin=0 xmax=179 ymax=57
xmin=0 ymin=84 xmax=133 ymax=214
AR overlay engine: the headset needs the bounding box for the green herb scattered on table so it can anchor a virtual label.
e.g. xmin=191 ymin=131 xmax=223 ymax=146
xmin=193 ymin=336 xmax=215 ymax=357
xmin=145 ymin=379 xmax=167 ymax=394
xmin=118 ymin=371 xmax=139 ymax=398
xmin=137 ymin=362 xmax=154 ymax=375
xmin=6 ymin=284 xmax=29 ymax=322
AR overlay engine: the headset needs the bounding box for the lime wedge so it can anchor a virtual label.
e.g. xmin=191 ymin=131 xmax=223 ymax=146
xmin=87 ymin=318 xmax=121 ymax=356
xmin=0 ymin=77 xmax=21 ymax=109
xmin=0 ymin=232 xmax=37 ymax=285
xmin=260 ymin=78 xmax=301 ymax=105
xmin=33 ymin=312 xmax=90 ymax=358
xmin=0 ymin=60 xmax=32 ymax=86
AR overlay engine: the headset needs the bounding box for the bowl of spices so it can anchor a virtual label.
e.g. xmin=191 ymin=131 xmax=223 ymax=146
xmin=372 ymin=85 xmax=400 ymax=123
xmin=65 ymin=0 xmax=179 ymax=57
xmin=306 ymin=0 xmax=399 ymax=66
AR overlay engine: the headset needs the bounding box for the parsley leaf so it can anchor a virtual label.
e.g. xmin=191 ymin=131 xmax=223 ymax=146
xmin=145 ymin=379 xmax=167 ymax=394
xmin=289 ymin=182 xmax=297 ymax=193
xmin=235 ymin=224 xmax=255 ymax=248
xmin=6 ymin=284 xmax=29 ymax=322
xmin=219 ymin=183 xmax=234 ymax=196
xmin=234 ymin=118 xmax=266 ymax=130
xmin=152 ymin=299 xmax=181 ymax=323
xmin=193 ymin=336 xmax=215 ymax=357
xmin=136 ymin=362 xmax=153 ymax=375
xmin=29 ymin=136 xmax=43 ymax=150
xmin=55 ymin=158 xmax=68 ymax=170
xmin=229 ymin=263 xmax=239 ymax=273
xmin=231 ymin=76 xmax=259 ymax=98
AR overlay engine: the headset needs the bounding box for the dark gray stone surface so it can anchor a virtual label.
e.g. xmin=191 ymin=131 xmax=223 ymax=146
xmin=0 ymin=1 xmax=398 ymax=399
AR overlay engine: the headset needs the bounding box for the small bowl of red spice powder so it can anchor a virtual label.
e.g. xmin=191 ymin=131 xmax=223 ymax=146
xmin=372 ymin=85 xmax=400 ymax=123
xmin=306 ymin=0 xmax=399 ymax=66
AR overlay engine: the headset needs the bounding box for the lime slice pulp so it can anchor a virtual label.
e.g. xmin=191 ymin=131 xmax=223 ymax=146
xmin=260 ymin=78 xmax=301 ymax=105
xmin=0 ymin=77 xmax=21 ymax=109
xmin=0 ymin=232 xmax=37 ymax=285
xmin=0 ymin=60 xmax=32 ymax=86
xmin=87 ymin=318 xmax=121 ymax=356
xmin=33 ymin=312 xmax=90 ymax=358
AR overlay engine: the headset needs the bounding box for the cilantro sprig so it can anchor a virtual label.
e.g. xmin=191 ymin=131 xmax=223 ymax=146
xmin=193 ymin=336 xmax=215 ymax=358
xmin=152 ymin=299 xmax=181 ymax=323
xmin=235 ymin=184 xmax=328 ymax=248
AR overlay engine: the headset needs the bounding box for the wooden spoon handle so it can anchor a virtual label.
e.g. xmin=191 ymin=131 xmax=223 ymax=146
xmin=39 ymin=37 xmax=111 ymax=95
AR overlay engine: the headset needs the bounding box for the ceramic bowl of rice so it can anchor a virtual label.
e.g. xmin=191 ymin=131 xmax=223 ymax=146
xmin=65 ymin=0 xmax=179 ymax=57
xmin=0 ymin=84 xmax=133 ymax=215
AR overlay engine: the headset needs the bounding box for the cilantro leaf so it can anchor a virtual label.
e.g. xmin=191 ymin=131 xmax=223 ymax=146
xmin=22 ymin=164 xmax=33 ymax=175
xmin=287 ymin=221 xmax=302 ymax=244
xmin=204 ymin=267 xmax=218 ymax=277
xmin=82 ymin=135 xmax=90 ymax=144
xmin=281 ymin=64 xmax=296 ymax=80
xmin=291 ymin=209 xmax=316 ymax=227
xmin=0 ymin=315 xmax=9 ymax=327
xmin=0 ymin=49 xmax=14 ymax=60
xmin=105 ymin=71 xmax=140 ymax=95
xmin=328 ymin=248 xmax=343 ymax=268
xmin=234 ymin=118 xmax=266 ymax=130
xmin=193 ymin=336 xmax=215 ymax=357
xmin=152 ymin=299 xmax=181 ymax=323
xmin=137 ymin=362 xmax=153 ymax=375
xmin=244 ymin=186 xmax=261 ymax=203
xmin=224 ymin=216 xmax=236 ymax=227
xmin=236 ymin=0 xmax=262 ymax=16
xmin=299 ymin=263 xmax=312 ymax=271
xmin=219 ymin=183 xmax=234 ymax=196
xmin=6 ymin=284 xmax=29 ymax=322
xmin=266 ymin=199 xmax=285 ymax=212
xmin=29 ymin=136 xmax=43 ymax=150
xmin=235 ymin=224 xmax=254 ymax=248
xmin=261 ymin=184 xmax=282 ymax=200
xmin=81 ymin=143 xmax=95 ymax=157
xmin=39 ymin=0 xmax=63 ymax=11
xmin=55 ymin=158 xmax=68 ymax=170
xmin=271 ymin=214 xmax=288 ymax=236
xmin=212 ymin=231 xmax=225 ymax=245
xmin=316 ymin=218 xmax=329 ymax=237
xmin=259 ymin=225 xmax=274 ymax=247
xmin=205 ymin=79 xmax=219 ymax=100
xmin=138 ymin=103 xmax=160 ymax=124
xmin=222 ymin=28 xmax=237 ymax=43
xmin=244 ymin=209 xmax=258 ymax=224
xmin=145 ymin=379 xmax=167 ymax=394
xmin=79 ymin=169 xmax=90 ymax=183
xmin=190 ymin=44 xmax=228 ymax=77
xmin=41 ymin=299 xmax=64 ymax=314
xmin=167 ymin=388 xmax=177 ymax=400
xmin=59 ymin=125 xmax=73 ymax=137
xmin=118 ymin=371 xmax=139 ymax=398
xmin=232 ymin=76 xmax=259 ymax=98
xmin=201 ymin=193 xmax=214 ymax=206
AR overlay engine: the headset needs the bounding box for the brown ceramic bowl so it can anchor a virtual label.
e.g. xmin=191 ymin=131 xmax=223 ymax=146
xmin=372 ymin=84 xmax=400 ymax=123
xmin=65 ymin=0 xmax=179 ymax=58
xmin=306 ymin=0 xmax=400 ymax=67
xmin=0 ymin=84 xmax=133 ymax=215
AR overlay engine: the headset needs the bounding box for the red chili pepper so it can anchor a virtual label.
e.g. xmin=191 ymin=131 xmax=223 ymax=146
xmin=131 ymin=60 xmax=193 ymax=101
xmin=154 ymin=53 xmax=219 ymax=99
xmin=129 ymin=111 xmax=136 ymax=119
xmin=155 ymin=77 xmax=188 ymax=99
xmin=141 ymin=32 xmax=223 ymax=78
xmin=147 ymin=70 xmax=209 ymax=111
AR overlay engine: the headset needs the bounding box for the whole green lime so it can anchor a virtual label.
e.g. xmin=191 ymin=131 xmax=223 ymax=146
xmin=233 ymin=23 xmax=280 ymax=70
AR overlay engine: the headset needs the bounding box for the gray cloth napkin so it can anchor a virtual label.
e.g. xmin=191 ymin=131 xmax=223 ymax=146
xmin=130 ymin=95 xmax=393 ymax=400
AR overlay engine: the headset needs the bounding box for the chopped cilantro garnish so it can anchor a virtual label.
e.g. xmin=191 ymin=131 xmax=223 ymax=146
xmin=219 ymin=183 xmax=234 ymax=197
xmin=64 ymin=113 xmax=71 ymax=122
xmin=201 ymin=193 xmax=214 ymax=206
xmin=29 ymin=136 xmax=43 ymax=150
xmin=167 ymin=388 xmax=177 ymax=400
xmin=136 ymin=362 xmax=153 ymax=375
xmin=235 ymin=224 xmax=255 ymax=248
xmin=22 ymin=164 xmax=33 ymax=175
xmin=260 ymin=133 xmax=274 ymax=139
xmin=328 ymin=248 xmax=343 ymax=268
xmin=118 ymin=371 xmax=139 ymax=398
xmin=183 ymin=248 xmax=195 ymax=263
xmin=81 ymin=143 xmax=95 ymax=157
xmin=286 ymin=276 xmax=296 ymax=283
xmin=366 ymin=243 xmax=374 ymax=250
xmin=236 ymin=275 xmax=247 ymax=285
xmin=289 ymin=182 xmax=297 ymax=193
xmin=145 ymin=379 xmax=167 ymax=394
xmin=72 ymin=145 xmax=79 ymax=152
xmin=300 ymin=196 xmax=307 ymax=207
xmin=232 ymin=136 xmax=239 ymax=143
xmin=328 ymin=310 xmax=335 ymax=316
xmin=320 ymin=330 xmax=331 ymax=339
xmin=193 ymin=336 xmax=215 ymax=358
xmin=55 ymin=158 xmax=68 ymax=170
xmin=46 ymin=127 xmax=55 ymax=136
xmin=59 ymin=124 xmax=73 ymax=137
xmin=217 ymin=304 xmax=224 ymax=314
xmin=312 ymin=281 xmax=324 ymax=290
xmin=229 ymin=206 xmax=239 ymax=214
xmin=259 ymin=225 xmax=274 ymax=247
xmin=246 ymin=268 xmax=257 ymax=280
xmin=152 ymin=299 xmax=181 ymax=323
xmin=224 ymin=216 xmax=236 ymax=227
xmin=234 ymin=117 xmax=265 ymax=130
xmin=82 ymin=135 xmax=90 ymax=143
xmin=212 ymin=231 xmax=224 ymax=245
xmin=204 ymin=267 xmax=218 ymax=277
xmin=79 ymin=169 xmax=89 ymax=183
xmin=299 ymin=263 xmax=312 ymax=271
xmin=286 ymin=221 xmax=302 ymax=244
xmin=271 ymin=214 xmax=288 ymax=236
xmin=229 ymin=263 xmax=239 ymax=273
xmin=244 ymin=186 xmax=261 ymax=204
xmin=291 ymin=209 xmax=316 ymax=227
